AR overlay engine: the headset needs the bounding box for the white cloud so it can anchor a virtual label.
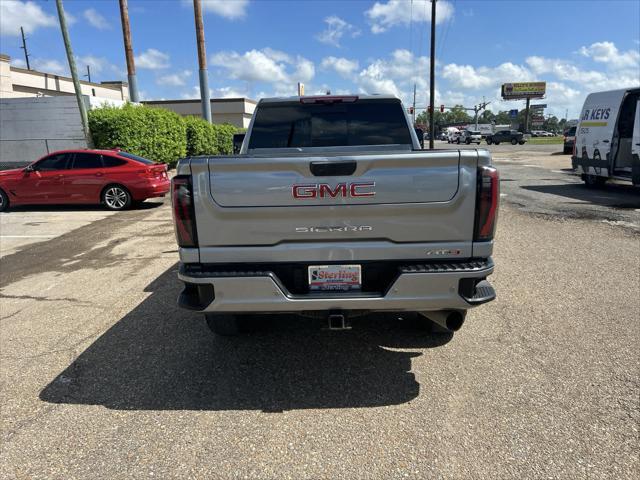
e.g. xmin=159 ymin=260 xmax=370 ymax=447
xmin=354 ymin=49 xmax=432 ymax=105
xmin=365 ymin=0 xmax=454 ymax=34
xmin=316 ymin=16 xmax=361 ymax=47
xmin=579 ymin=41 xmax=640 ymax=69
xmin=525 ymin=55 xmax=638 ymax=91
xmin=182 ymin=0 xmax=248 ymax=19
xmin=210 ymin=48 xmax=315 ymax=86
xmin=157 ymin=70 xmax=193 ymax=87
xmin=83 ymin=8 xmax=110 ymax=30
xmin=213 ymin=86 xmax=248 ymax=98
xmin=321 ymin=56 xmax=359 ymax=78
xmin=0 ymin=0 xmax=57 ymax=36
xmin=442 ymin=64 xmax=492 ymax=89
xmin=294 ymin=57 xmax=315 ymax=83
xmin=32 ymin=59 xmax=67 ymax=75
xmin=135 ymin=49 xmax=170 ymax=70
xmin=76 ymin=55 xmax=124 ymax=78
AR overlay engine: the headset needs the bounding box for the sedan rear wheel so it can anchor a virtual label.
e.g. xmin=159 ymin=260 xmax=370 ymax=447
xmin=102 ymin=185 xmax=131 ymax=210
xmin=0 ymin=188 xmax=8 ymax=212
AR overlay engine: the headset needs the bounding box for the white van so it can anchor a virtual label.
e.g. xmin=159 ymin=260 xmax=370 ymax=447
xmin=573 ymin=87 xmax=640 ymax=187
xmin=446 ymin=127 xmax=461 ymax=143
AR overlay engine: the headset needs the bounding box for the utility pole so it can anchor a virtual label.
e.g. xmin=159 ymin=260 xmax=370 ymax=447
xmin=193 ymin=0 xmax=211 ymax=122
xmin=55 ymin=0 xmax=92 ymax=147
xmin=428 ymin=0 xmax=436 ymax=149
xmin=118 ymin=0 xmax=139 ymax=102
xmin=474 ymin=101 xmax=490 ymax=130
xmin=20 ymin=27 xmax=31 ymax=70
xmin=524 ymin=97 xmax=531 ymax=133
xmin=84 ymin=65 xmax=91 ymax=83
xmin=412 ymin=83 xmax=416 ymax=125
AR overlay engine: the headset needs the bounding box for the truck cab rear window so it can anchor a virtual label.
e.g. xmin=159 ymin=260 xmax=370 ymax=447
xmin=248 ymin=99 xmax=412 ymax=149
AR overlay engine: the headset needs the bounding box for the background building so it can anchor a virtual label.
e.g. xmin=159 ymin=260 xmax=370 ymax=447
xmin=142 ymin=98 xmax=256 ymax=128
xmin=1 ymin=54 xmax=129 ymax=101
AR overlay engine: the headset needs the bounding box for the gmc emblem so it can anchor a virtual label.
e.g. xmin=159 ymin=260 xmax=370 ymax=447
xmin=292 ymin=182 xmax=376 ymax=199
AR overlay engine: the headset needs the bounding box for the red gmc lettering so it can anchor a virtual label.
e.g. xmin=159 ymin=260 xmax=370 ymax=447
xmin=350 ymin=182 xmax=376 ymax=197
xmin=319 ymin=183 xmax=347 ymax=198
xmin=292 ymin=184 xmax=317 ymax=199
xmin=292 ymin=182 xmax=376 ymax=199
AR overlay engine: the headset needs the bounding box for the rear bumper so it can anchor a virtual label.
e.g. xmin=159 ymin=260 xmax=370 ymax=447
xmin=130 ymin=181 xmax=170 ymax=200
xmin=177 ymin=258 xmax=495 ymax=313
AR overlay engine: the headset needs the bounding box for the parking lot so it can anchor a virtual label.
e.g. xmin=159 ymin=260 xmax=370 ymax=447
xmin=1 ymin=144 xmax=639 ymax=478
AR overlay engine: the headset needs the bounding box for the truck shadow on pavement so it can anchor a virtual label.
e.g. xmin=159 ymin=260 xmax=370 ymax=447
xmin=40 ymin=265 xmax=451 ymax=412
xmin=521 ymin=183 xmax=640 ymax=209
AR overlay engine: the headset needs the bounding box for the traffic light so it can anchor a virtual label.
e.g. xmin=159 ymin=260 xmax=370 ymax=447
xmin=427 ymin=106 xmax=432 ymax=113
xmin=440 ymin=105 xmax=445 ymax=112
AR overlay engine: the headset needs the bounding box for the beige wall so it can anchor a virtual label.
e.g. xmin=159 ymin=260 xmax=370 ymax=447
xmin=0 ymin=54 xmax=128 ymax=101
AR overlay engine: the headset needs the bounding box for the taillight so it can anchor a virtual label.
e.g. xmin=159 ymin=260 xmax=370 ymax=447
xmin=171 ymin=176 xmax=198 ymax=248
xmin=474 ymin=166 xmax=500 ymax=242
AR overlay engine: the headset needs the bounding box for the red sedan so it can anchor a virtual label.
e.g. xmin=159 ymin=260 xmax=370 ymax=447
xmin=0 ymin=149 xmax=170 ymax=212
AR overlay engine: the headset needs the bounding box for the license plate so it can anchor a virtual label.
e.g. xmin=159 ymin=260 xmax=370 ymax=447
xmin=308 ymin=265 xmax=361 ymax=291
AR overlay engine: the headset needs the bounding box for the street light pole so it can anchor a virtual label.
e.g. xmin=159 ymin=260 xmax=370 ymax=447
xmin=55 ymin=0 xmax=92 ymax=147
xmin=193 ymin=0 xmax=212 ymax=123
xmin=428 ymin=0 xmax=436 ymax=149
xmin=118 ymin=0 xmax=140 ymax=102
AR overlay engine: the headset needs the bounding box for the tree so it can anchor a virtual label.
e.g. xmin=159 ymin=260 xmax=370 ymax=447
xmin=479 ymin=110 xmax=495 ymax=123
xmin=445 ymin=105 xmax=472 ymax=124
xmin=544 ymin=115 xmax=559 ymax=133
xmin=493 ymin=111 xmax=512 ymax=125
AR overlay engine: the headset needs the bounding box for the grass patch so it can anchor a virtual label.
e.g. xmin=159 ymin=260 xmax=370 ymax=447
xmin=528 ymin=136 xmax=564 ymax=145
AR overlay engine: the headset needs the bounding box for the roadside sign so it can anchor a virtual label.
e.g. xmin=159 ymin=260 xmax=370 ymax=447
xmin=509 ymin=109 xmax=518 ymax=118
xmin=531 ymin=104 xmax=547 ymax=109
xmin=501 ymin=82 xmax=546 ymax=100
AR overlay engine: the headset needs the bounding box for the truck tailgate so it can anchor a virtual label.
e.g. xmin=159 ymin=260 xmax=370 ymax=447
xmin=208 ymin=151 xmax=459 ymax=206
xmin=188 ymin=149 xmax=482 ymax=257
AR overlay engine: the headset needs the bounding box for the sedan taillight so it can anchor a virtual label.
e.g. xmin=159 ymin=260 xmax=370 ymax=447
xmin=474 ymin=166 xmax=500 ymax=242
xmin=171 ymin=176 xmax=198 ymax=248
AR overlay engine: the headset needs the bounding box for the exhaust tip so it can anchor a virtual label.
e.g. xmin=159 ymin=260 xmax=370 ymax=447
xmin=445 ymin=311 xmax=465 ymax=332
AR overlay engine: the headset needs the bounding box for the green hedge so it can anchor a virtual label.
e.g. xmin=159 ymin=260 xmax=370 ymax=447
xmin=89 ymin=104 xmax=241 ymax=168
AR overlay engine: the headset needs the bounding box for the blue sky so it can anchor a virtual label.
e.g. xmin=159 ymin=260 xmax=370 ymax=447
xmin=1 ymin=0 xmax=639 ymax=119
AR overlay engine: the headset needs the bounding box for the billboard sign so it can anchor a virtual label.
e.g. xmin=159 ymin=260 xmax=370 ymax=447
xmin=501 ymin=82 xmax=546 ymax=100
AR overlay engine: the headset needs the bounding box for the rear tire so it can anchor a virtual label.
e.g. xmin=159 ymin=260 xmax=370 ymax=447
xmin=486 ymin=138 xmax=492 ymax=145
xmin=494 ymin=141 xmax=500 ymax=145
xmin=0 ymin=188 xmax=8 ymax=212
xmin=102 ymin=184 xmax=132 ymax=210
xmin=205 ymin=313 xmax=244 ymax=336
xmin=465 ymin=138 xmax=471 ymax=145
xmin=519 ymin=141 xmax=525 ymax=145
xmin=584 ymin=174 xmax=606 ymax=188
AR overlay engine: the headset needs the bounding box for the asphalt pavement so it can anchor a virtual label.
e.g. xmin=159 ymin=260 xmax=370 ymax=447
xmin=1 ymin=144 xmax=638 ymax=479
